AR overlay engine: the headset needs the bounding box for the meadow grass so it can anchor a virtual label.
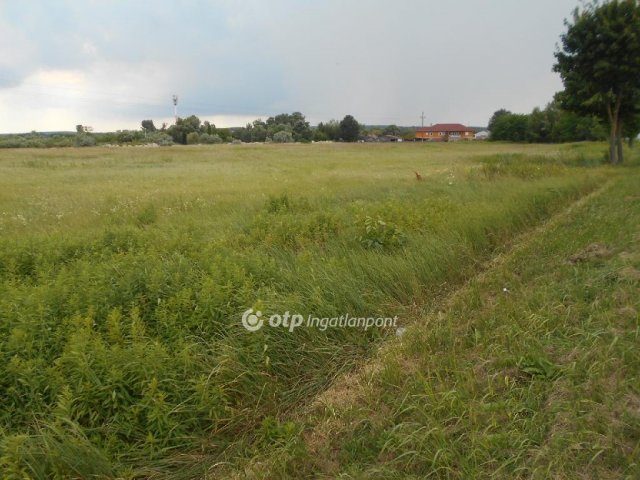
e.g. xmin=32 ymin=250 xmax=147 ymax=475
xmin=0 ymin=141 xmax=628 ymax=478
xmin=228 ymin=153 xmax=640 ymax=479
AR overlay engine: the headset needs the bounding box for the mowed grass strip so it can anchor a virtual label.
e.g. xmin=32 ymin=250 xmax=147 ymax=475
xmin=233 ymin=166 xmax=640 ymax=479
xmin=0 ymin=143 xmax=619 ymax=478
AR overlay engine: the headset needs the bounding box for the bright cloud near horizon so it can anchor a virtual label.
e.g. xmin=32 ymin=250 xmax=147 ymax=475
xmin=0 ymin=0 xmax=578 ymax=133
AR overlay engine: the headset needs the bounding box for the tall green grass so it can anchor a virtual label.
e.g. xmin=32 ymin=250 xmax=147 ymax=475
xmin=254 ymin=164 xmax=640 ymax=479
xmin=0 ymin=142 xmax=611 ymax=477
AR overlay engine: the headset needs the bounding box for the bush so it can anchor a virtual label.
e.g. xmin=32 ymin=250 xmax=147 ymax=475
xmin=199 ymin=133 xmax=223 ymax=144
xmin=117 ymin=130 xmax=136 ymax=143
xmin=75 ymin=135 xmax=96 ymax=147
xmin=272 ymin=131 xmax=294 ymax=143
xmin=149 ymin=133 xmax=174 ymax=146
xmin=186 ymin=132 xmax=200 ymax=145
xmin=357 ymin=216 xmax=406 ymax=250
xmin=313 ymin=130 xmax=329 ymax=142
xmin=49 ymin=136 xmax=74 ymax=148
xmin=0 ymin=136 xmax=27 ymax=148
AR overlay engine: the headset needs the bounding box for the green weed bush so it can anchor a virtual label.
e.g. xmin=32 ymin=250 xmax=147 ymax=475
xmin=357 ymin=216 xmax=407 ymax=250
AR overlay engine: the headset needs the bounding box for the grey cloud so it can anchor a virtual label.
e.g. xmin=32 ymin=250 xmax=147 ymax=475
xmin=1 ymin=0 xmax=579 ymax=132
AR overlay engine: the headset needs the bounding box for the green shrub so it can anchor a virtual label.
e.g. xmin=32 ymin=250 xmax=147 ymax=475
xmin=272 ymin=131 xmax=294 ymax=143
xmin=149 ymin=133 xmax=174 ymax=146
xmin=116 ymin=130 xmax=136 ymax=143
xmin=135 ymin=204 xmax=158 ymax=227
xmin=357 ymin=216 xmax=406 ymax=250
xmin=199 ymin=133 xmax=223 ymax=144
xmin=266 ymin=193 xmax=291 ymax=213
xmin=75 ymin=135 xmax=96 ymax=147
xmin=186 ymin=132 xmax=200 ymax=145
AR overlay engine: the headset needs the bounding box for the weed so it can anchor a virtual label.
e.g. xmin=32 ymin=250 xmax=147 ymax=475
xmin=135 ymin=204 xmax=158 ymax=227
xmin=266 ymin=193 xmax=291 ymax=213
xmin=357 ymin=216 xmax=407 ymax=250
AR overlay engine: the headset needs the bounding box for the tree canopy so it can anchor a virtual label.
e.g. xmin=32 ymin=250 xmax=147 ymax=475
xmin=232 ymin=112 xmax=312 ymax=143
xmin=488 ymin=102 xmax=605 ymax=143
xmin=141 ymin=120 xmax=156 ymax=133
xmin=487 ymin=109 xmax=511 ymax=133
xmin=554 ymin=0 xmax=640 ymax=163
xmin=339 ymin=115 xmax=361 ymax=142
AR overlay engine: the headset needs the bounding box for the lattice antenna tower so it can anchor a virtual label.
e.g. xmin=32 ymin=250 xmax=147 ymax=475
xmin=172 ymin=94 xmax=179 ymax=122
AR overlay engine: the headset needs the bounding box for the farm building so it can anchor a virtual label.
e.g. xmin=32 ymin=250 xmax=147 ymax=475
xmin=415 ymin=123 xmax=475 ymax=141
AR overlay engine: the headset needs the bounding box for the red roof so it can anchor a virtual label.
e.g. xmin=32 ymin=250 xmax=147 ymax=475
xmin=416 ymin=123 xmax=474 ymax=133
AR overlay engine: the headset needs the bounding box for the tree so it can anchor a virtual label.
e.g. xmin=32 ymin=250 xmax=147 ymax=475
xmin=181 ymin=115 xmax=201 ymax=131
xmin=265 ymin=112 xmax=311 ymax=142
xmin=292 ymin=118 xmax=312 ymax=142
xmin=487 ymin=109 xmax=511 ymax=133
xmin=485 ymin=99 xmax=606 ymax=143
xmin=554 ymin=0 xmax=640 ymax=164
xmin=203 ymin=121 xmax=215 ymax=135
xmin=272 ymin=131 xmax=294 ymax=143
xmin=167 ymin=115 xmax=202 ymax=144
xmin=315 ymin=120 xmax=340 ymax=141
xmin=527 ymin=107 xmax=552 ymax=143
xmin=339 ymin=115 xmax=360 ymax=142
xmin=186 ymin=132 xmax=200 ymax=144
xmin=230 ymin=113 xmax=312 ymax=143
xmin=382 ymin=125 xmax=401 ymax=136
xmin=401 ymin=128 xmax=416 ymax=141
xmin=251 ymin=120 xmax=268 ymax=142
xmin=141 ymin=120 xmax=156 ymax=133
xmin=490 ymin=113 xmax=528 ymax=141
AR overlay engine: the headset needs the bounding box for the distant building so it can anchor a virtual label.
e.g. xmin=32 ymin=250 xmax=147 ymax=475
xmin=380 ymin=134 xmax=402 ymax=142
xmin=415 ymin=123 xmax=475 ymax=141
xmin=475 ymin=130 xmax=490 ymax=140
xmin=362 ymin=134 xmax=403 ymax=143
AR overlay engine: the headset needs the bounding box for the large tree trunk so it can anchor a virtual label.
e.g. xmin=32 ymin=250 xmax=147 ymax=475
xmin=607 ymin=98 xmax=624 ymax=164
xmin=607 ymin=104 xmax=619 ymax=164
xmin=617 ymin=134 xmax=624 ymax=164
xmin=609 ymin=124 xmax=619 ymax=164
xmin=617 ymin=118 xmax=625 ymax=164
xmin=610 ymin=132 xmax=618 ymax=164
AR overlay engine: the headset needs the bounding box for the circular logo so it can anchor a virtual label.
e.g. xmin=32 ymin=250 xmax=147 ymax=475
xmin=241 ymin=308 xmax=263 ymax=332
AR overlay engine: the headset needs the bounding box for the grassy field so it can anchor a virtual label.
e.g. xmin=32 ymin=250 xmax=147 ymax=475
xmin=0 ymin=142 xmax=636 ymax=478
xmin=237 ymin=155 xmax=640 ymax=479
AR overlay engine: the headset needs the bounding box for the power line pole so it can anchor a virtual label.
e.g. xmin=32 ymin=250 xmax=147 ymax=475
xmin=172 ymin=94 xmax=179 ymax=122
xmin=420 ymin=111 xmax=425 ymax=128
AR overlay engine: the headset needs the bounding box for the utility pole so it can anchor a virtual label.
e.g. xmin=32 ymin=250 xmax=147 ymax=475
xmin=172 ymin=94 xmax=179 ymax=123
xmin=420 ymin=111 xmax=426 ymax=128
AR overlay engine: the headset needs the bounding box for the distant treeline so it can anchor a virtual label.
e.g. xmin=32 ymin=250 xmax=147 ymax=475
xmin=488 ymin=100 xmax=607 ymax=143
xmin=0 ymin=101 xmax=625 ymax=148
xmin=0 ymin=112 xmax=366 ymax=148
xmin=0 ymin=129 xmax=178 ymax=149
xmin=228 ymin=113 xmax=362 ymax=143
xmin=165 ymin=112 xmax=362 ymax=144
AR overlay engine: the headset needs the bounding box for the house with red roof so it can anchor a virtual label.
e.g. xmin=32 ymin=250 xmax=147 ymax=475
xmin=415 ymin=123 xmax=475 ymax=141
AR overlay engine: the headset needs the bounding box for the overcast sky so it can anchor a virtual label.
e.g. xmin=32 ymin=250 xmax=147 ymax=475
xmin=0 ymin=0 xmax=580 ymax=133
